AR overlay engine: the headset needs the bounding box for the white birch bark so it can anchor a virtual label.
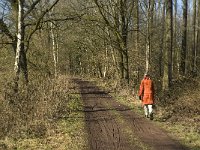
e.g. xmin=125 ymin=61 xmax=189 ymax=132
xmin=103 ymin=46 xmax=108 ymax=78
xmin=51 ymin=22 xmax=57 ymax=77
xmin=56 ymin=31 xmax=59 ymax=69
xmin=14 ymin=0 xmax=23 ymax=81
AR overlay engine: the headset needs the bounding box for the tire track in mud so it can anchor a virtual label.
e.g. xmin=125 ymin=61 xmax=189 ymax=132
xmin=73 ymin=79 xmax=189 ymax=150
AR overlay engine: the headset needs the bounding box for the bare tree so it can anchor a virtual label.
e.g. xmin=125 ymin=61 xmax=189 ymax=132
xmin=93 ymin=0 xmax=134 ymax=83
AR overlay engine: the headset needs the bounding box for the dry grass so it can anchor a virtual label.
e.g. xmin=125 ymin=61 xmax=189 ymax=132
xmin=0 ymin=75 xmax=88 ymax=150
xmin=153 ymin=77 xmax=200 ymax=150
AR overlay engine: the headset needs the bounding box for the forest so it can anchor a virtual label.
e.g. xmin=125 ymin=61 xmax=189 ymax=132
xmin=0 ymin=0 xmax=200 ymax=149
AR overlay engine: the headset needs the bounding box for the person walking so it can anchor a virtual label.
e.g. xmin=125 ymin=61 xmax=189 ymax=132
xmin=138 ymin=73 xmax=155 ymax=120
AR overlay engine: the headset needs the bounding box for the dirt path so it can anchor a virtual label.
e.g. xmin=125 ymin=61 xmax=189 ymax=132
xmin=73 ymin=79 xmax=189 ymax=150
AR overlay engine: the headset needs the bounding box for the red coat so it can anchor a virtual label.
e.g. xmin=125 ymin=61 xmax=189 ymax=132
xmin=138 ymin=77 xmax=154 ymax=105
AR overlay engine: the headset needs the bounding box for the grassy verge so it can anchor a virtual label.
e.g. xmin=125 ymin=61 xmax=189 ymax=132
xmin=112 ymin=92 xmax=200 ymax=150
xmin=155 ymin=121 xmax=200 ymax=150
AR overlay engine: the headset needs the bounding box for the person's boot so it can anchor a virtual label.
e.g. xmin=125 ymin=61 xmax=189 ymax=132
xmin=150 ymin=113 xmax=153 ymax=120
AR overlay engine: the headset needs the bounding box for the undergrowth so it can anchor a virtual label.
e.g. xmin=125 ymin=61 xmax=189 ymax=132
xmin=0 ymin=75 xmax=88 ymax=150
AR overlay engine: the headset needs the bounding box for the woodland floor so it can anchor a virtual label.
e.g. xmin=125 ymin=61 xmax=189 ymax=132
xmin=73 ymin=78 xmax=189 ymax=150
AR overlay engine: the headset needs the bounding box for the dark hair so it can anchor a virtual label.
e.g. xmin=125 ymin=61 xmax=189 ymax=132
xmin=144 ymin=73 xmax=150 ymax=77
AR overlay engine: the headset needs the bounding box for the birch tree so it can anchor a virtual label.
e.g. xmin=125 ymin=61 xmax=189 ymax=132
xmin=93 ymin=0 xmax=134 ymax=83
xmin=50 ymin=22 xmax=58 ymax=77
xmin=1 ymin=0 xmax=60 ymax=89
xmin=14 ymin=0 xmax=25 ymax=91
xmin=14 ymin=0 xmax=59 ymax=88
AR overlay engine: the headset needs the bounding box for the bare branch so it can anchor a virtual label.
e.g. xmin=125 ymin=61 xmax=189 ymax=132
xmin=25 ymin=14 xmax=83 ymax=27
xmin=23 ymin=0 xmax=41 ymax=19
xmin=25 ymin=0 xmax=60 ymax=52
xmin=93 ymin=0 xmax=113 ymax=28
xmin=0 ymin=18 xmax=14 ymax=40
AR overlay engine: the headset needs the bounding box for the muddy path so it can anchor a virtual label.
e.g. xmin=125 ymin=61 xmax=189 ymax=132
xmin=73 ymin=79 xmax=189 ymax=150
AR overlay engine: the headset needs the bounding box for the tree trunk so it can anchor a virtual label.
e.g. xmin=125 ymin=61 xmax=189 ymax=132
xmin=196 ymin=0 xmax=200 ymax=74
xmin=103 ymin=45 xmax=108 ymax=78
xmin=192 ymin=0 xmax=197 ymax=74
xmin=173 ymin=0 xmax=179 ymax=77
xmin=51 ymin=22 xmax=58 ymax=77
xmin=135 ymin=0 xmax=140 ymax=84
xmin=163 ymin=0 xmax=173 ymax=90
xmin=121 ymin=0 xmax=129 ymax=83
xmin=119 ymin=50 xmax=124 ymax=79
xmin=14 ymin=0 xmax=25 ymax=91
xmin=145 ymin=1 xmax=151 ymax=73
xmin=159 ymin=1 xmax=165 ymax=77
xmin=180 ymin=0 xmax=188 ymax=76
xmin=145 ymin=0 xmax=154 ymax=74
